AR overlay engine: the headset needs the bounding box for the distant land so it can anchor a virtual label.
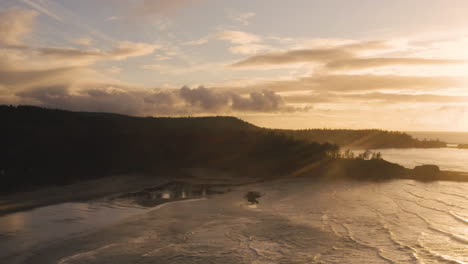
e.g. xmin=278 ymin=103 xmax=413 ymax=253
xmin=275 ymin=129 xmax=446 ymax=149
xmin=0 ymin=105 xmax=457 ymax=196
xmin=407 ymin=131 xmax=468 ymax=145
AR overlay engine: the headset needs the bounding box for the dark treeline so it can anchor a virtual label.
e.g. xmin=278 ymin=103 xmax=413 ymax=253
xmin=459 ymin=144 xmax=468 ymax=149
xmin=1 ymin=106 xmax=451 ymax=193
xmin=1 ymin=105 xmax=337 ymax=193
xmin=274 ymin=128 xmax=446 ymax=149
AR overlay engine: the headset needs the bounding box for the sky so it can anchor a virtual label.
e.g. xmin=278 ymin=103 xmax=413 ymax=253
xmin=1 ymin=0 xmax=468 ymax=131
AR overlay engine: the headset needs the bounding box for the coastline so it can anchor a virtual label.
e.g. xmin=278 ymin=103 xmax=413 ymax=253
xmin=2 ymin=162 xmax=468 ymax=217
xmin=15 ymin=176 xmax=468 ymax=264
xmin=0 ymin=169 xmax=260 ymax=216
xmin=0 ymin=174 xmax=170 ymax=216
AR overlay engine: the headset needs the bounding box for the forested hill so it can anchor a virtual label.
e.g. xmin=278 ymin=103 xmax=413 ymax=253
xmin=1 ymin=106 xmax=446 ymax=192
xmin=0 ymin=105 xmax=336 ymax=192
xmin=276 ymin=129 xmax=447 ymax=149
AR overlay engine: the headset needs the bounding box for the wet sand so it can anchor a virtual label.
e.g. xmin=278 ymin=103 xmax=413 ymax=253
xmin=0 ymin=174 xmax=169 ymax=216
xmin=0 ymin=169 xmax=258 ymax=216
xmin=22 ymin=181 xmax=338 ymax=264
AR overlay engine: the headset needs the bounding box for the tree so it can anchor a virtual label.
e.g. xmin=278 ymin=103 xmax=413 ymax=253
xmin=373 ymin=152 xmax=382 ymax=160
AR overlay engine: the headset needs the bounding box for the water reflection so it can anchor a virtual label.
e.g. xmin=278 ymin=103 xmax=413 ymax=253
xmin=114 ymin=182 xmax=228 ymax=207
xmin=1 ymin=212 xmax=26 ymax=234
xmin=0 ymin=181 xmax=230 ymax=262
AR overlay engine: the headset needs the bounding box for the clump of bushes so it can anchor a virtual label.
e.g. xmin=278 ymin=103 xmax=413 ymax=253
xmin=245 ymin=191 xmax=262 ymax=204
xmin=413 ymin=164 xmax=440 ymax=180
xmin=328 ymin=149 xmax=383 ymax=160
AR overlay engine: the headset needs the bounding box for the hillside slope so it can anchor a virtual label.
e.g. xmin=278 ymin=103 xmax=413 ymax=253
xmin=276 ymin=128 xmax=446 ymax=149
xmin=0 ymin=106 xmax=335 ymax=192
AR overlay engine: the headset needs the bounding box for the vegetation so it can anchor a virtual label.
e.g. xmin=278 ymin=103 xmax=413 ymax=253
xmin=458 ymin=144 xmax=468 ymax=149
xmin=328 ymin=149 xmax=383 ymax=160
xmin=274 ymin=128 xmax=447 ymax=149
xmin=0 ymin=105 xmax=336 ymax=193
xmin=413 ymin=165 xmax=440 ymax=181
xmin=245 ymin=191 xmax=262 ymax=204
xmin=314 ymin=159 xmax=408 ymax=181
xmin=0 ymin=105 xmax=453 ymax=193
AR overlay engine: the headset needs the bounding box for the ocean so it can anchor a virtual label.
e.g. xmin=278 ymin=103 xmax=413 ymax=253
xmin=369 ymin=148 xmax=468 ymax=172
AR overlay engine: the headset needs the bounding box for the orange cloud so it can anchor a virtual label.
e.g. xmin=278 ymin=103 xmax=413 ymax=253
xmin=241 ymin=74 xmax=462 ymax=93
xmin=217 ymin=30 xmax=262 ymax=44
xmin=231 ymin=41 xmax=388 ymax=67
xmin=325 ymin=58 xmax=462 ymax=70
xmin=0 ymin=8 xmax=37 ymax=46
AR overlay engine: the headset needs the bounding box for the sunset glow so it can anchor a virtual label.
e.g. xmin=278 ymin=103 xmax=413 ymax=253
xmin=1 ymin=0 xmax=467 ymax=131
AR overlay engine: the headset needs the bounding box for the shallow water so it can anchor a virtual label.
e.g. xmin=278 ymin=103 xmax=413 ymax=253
xmin=17 ymin=178 xmax=468 ymax=264
xmin=0 ymin=182 xmax=226 ymax=263
xmin=0 ymin=202 xmax=146 ymax=261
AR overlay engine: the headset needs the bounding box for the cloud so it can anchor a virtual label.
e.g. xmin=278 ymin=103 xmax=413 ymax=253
xmin=241 ymin=74 xmax=462 ymax=93
xmin=30 ymin=41 xmax=159 ymax=65
xmin=0 ymin=66 xmax=87 ymax=88
xmin=0 ymin=8 xmax=38 ymax=46
xmin=179 ymin=86 xmax=299 ymax=112
xmin=179 ymin=86 xmax=231 ymax=111
xmin=13 ymin=84 xmax=297 ymax=115
xmin=0 ymin=7 xmax=157 ymax=71
xmin=20 ymin=0 xmax=62 ymax=21
xmin=350 ymin=92 xmax=468 ymax=103
xmin=135 ymin=0 xmax=200 ymax=16
xmin=108 ymin=41 xmax=160 ymax=59
xmin=217 ymin=30 xmax=262 ymax=44
xmin=0 ymin=5 xmax=294 ymax=116
xmin=187 ymin=32 xmax=263 ymax=49
xmin=230 ymin=39 xmax=464 ymax=84
xmin=284 ymin=91 xmax=468 ymax=104
xmin=216 ymin=30 xmax=269 ymax=54
xmin=17 ymin=85 xmax=70 ymax=104
xmin=231 ymin=48 xmax=352 ymax=67
xmin=325 ymin=58 xmax=462 ymax=70
xmin=72 ymin=37 xmax=93 ymax=47
xmin=0 ymin=8 xmax=161 ymax=106
xmin=229 ymin=44 xmax=273 ymax=55
xmin=105 ymin=66 xmax=122 ymax=74
xmin=1 ymin=4 xmax=465 ymax=126
xmin=184 ymin=37 xmax=209 ymax=46
xmin=230 ymin=40 xmax=391 ymax=67
xmin=0 ymin=9 xmax=295 ymax=116
xmin=16 ymin=84 xmax=158 ymax=115
xmin=232 ymin=90 xmax=285 ymax=112
xmin=36 ymin=47 xmax=104 ymax=62
xmin=301 ymin=74 xmax=462 ymax=92
xmin=336 ymin=40 xmax=390 ymax=52
xmin=231 ymin=12 xmax=256 ymax=25
xmin=142 ymin=61 xmax=231 ymax=75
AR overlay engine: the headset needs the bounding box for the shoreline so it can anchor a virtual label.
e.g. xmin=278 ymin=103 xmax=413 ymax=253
xmin=17 ymin=177 xmax=468 ymax=264
xmin=1 ymin=162 xmax=467 ymax=217
xmin=0 ymin=169 xmax=261 ymax=217
xmin=0 ymin=174 xmax=171 ymax=216
xmin=1 ymin=196 xmax=211 ymax=264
